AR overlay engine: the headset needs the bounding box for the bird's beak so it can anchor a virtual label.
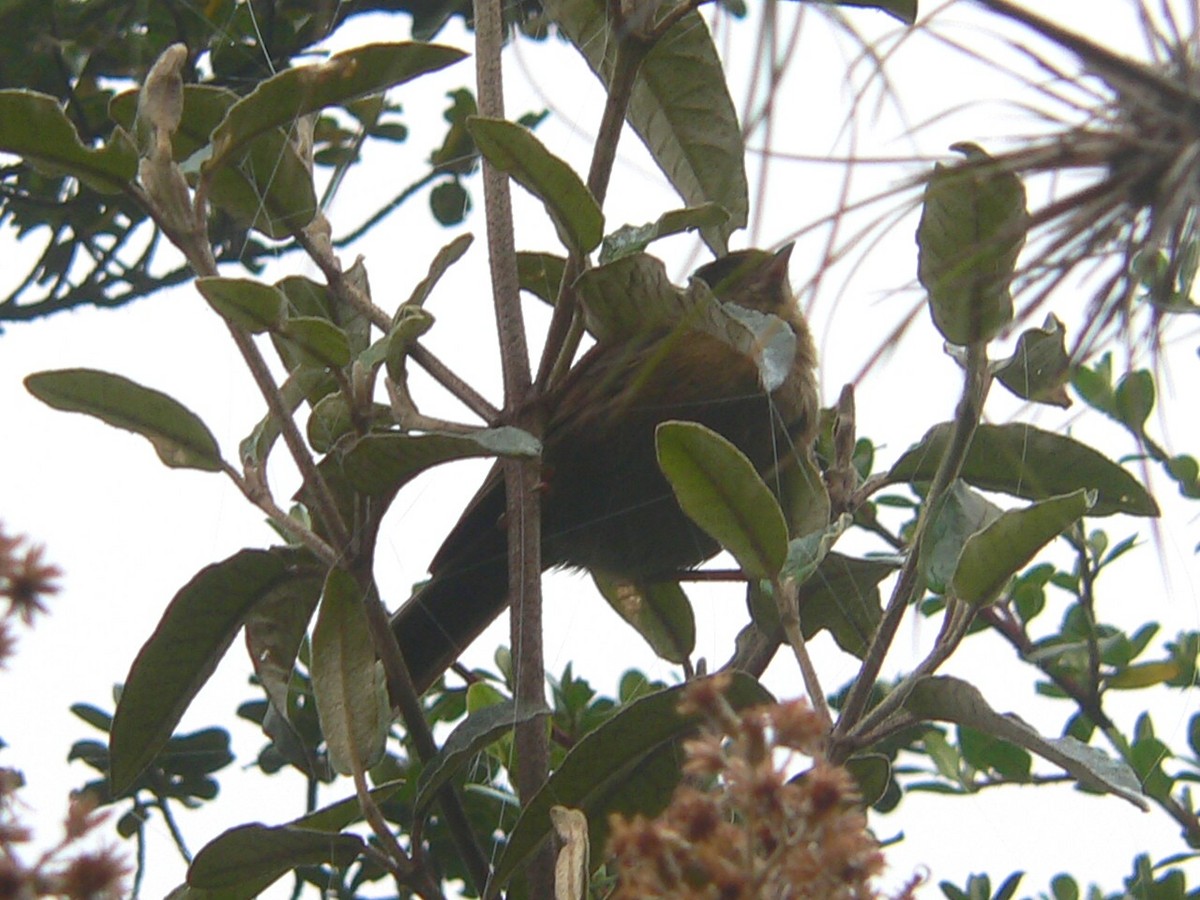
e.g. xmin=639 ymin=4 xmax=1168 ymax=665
xmin=769 ymin=242 xmax=795 ymax=280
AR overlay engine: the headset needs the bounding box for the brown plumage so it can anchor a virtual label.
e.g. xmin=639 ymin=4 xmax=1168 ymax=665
xmin=390 ymin=247 xmax=819 ymax=693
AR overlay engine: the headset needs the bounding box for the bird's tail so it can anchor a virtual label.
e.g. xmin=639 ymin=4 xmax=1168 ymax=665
xmin=389 ymin=478 xmax=512 ymax=694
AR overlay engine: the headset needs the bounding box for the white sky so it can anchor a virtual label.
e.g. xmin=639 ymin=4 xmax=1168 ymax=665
xmin=3 ymin=1 xmax=1200 ymax=897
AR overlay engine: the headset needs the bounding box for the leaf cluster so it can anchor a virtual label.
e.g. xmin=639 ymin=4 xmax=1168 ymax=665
xmin=3 ymin=1 xmax=1199 ymax=899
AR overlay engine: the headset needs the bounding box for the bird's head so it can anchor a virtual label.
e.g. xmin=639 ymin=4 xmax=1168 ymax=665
xmin=692 ymin=244 xmax=799 ymax=322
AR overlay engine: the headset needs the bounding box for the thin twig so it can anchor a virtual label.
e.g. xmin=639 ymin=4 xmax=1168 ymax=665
xmin=774 ymin=577 xmax=833 ymax=728
xmin=225 ymin=323 xmax=352 ymax=550
xmin=832 ymin=341 xmax=991 ymax=758
xmin=134 ymin=181 xmax=353 ymax=551
xmin=847 ymin=600 xmax=977 ymax=747
xmin=409 ymin=343 xmax=502 ymax=423
xmin=221 ymin=462 xmax=339 ymax=566
xmin=534 ymin=32 xmax=650 ymax=392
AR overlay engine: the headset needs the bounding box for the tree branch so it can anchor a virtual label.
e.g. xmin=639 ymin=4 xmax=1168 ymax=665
xmin=832 ymin=341 xmax=991 ymax=759
xmin=473 ymin=0 xmax=552 ymax=894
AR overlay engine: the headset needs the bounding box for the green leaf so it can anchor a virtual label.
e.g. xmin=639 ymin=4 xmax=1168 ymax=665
xmin=780 ymin=514 xmax=851 ymax=586
xmin=340 ymin=428 xmax=541 ymax=495
xmin=516 ymin=251 xmax=567 ymax=305
xmin=541 ymin=0 xmax=746 ymax=254
xmin=917 ymin=143 xmax=1027 ymax=345
xmin=992 ymin=314 xmax=1072 ymax=407
xmin=1165 ymin=454 xmax=1200 ymax=499
xmin=187 ymin=824 xmax=363 ymax=895
xmin=889 ymin=422 xmax=1158 ymax=517
xmin=599 ymin=204 xmax=731 ymax=264
xmin=199 ymin=102 xmax=315 ymax=238
xmin=113 ymin=83 xmax=318 ymax=239
xmin=382 ymin=306 xmax=437 ymax=382
xmin=278 ymin=317 xmax=352 ymax=369
xmin=655 ymin=421 xmax=788 ymax=579
xmin=195 ymin=277 xmax=285 ymax=333
xmin=430 ymin=88 xmax=480 ymax=177
xmin=1071 ymin=353 xmax=1117 ymax=416
xmin=920 ymin=480 xmax=1003 ymax=594
xmin=792 ymin=552 xmax=893 ymax=657
xmin=275 ymin=273 xmax=369 ymax=356
xmin=70 ymin=704 xmax=114 ymax=733
xmin=25 ymin=369 xmax=223 ymax=472
xmin=749 ymin=551 xmax=892 ymax=659
xmin=306 ymin=394 xmax=355 ymax=453
xmin=575 ymin=252 xmax=684 ymax=342
xmin=957 ymin=725 xmax=1032 ymax=781
xmin=952 ymin=489 xmax=1094 ymax=605
xmin=1050 ymin=875 xmax=1080 ymax=900
xmin=414 ymin=698 xmax=550 ymax=819
xmin=240 ymin=369 xmax=335 ymax=465
xmin=0 ymin=89 xmax=137 ymax=193
xmin=209 ymin=43 xmax=466 ymax=172
xmin=311 ymin=569 xmax=388 ymax=777
xmin=1115 ymin=369 xmax=1155 ymax=433
xmin=466 ymin=116 xmax=603 ymax=254
xmin=430 ymin=178 xmax=470 ymax=225
xmin=243 ymin=571 xmax=324 ymax=729
xmin=491 ymin=674 xmax=773 ymax=894
xmin=774 ymin=447 xmax=832 ymax=538
xmin=844 ymin=754 xmax=892 ymax=808
xmin=73 ymin=725 xmax=234 ymax=801
xmin=1105 ymin=661 xmax=1181 ymax=690
xmin=404 ymin=233 xmax=474 ymax=308
xmin=592 ymin=574 xmax=696 ymax=664
xmin=110 ymin=548 xmax=318 ymax=793
xmin=905 ymin=676 xmax=1148 ymax=810
xmin=292 ymin=780 xmax=405 ymax=833
xmin=821 ymin=0 xmax=918 ymax=23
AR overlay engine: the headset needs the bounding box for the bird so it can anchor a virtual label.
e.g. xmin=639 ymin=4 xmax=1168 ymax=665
xmin=389 ymin=246 xmax=819 ymax=694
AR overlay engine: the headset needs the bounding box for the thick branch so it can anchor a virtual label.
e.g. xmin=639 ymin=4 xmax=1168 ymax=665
xmin=473 ymin=0 xmax=552 ymax=894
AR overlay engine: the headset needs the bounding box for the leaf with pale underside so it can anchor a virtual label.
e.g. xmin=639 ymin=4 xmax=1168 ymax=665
xmin=917 ymin=144 xmax=1026 ymax=346
xmin=599 ymin=204 xmax=730 ymax=264
xmin=592 ymin=574 xmax=695 ymax=664
xmin=906 ymin=676 xmax=1147 ymax=810
xmin=311 ymin=569 xmax=388 ymax=777
xmin=340 ymin=428 xmax=541 ymax=495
